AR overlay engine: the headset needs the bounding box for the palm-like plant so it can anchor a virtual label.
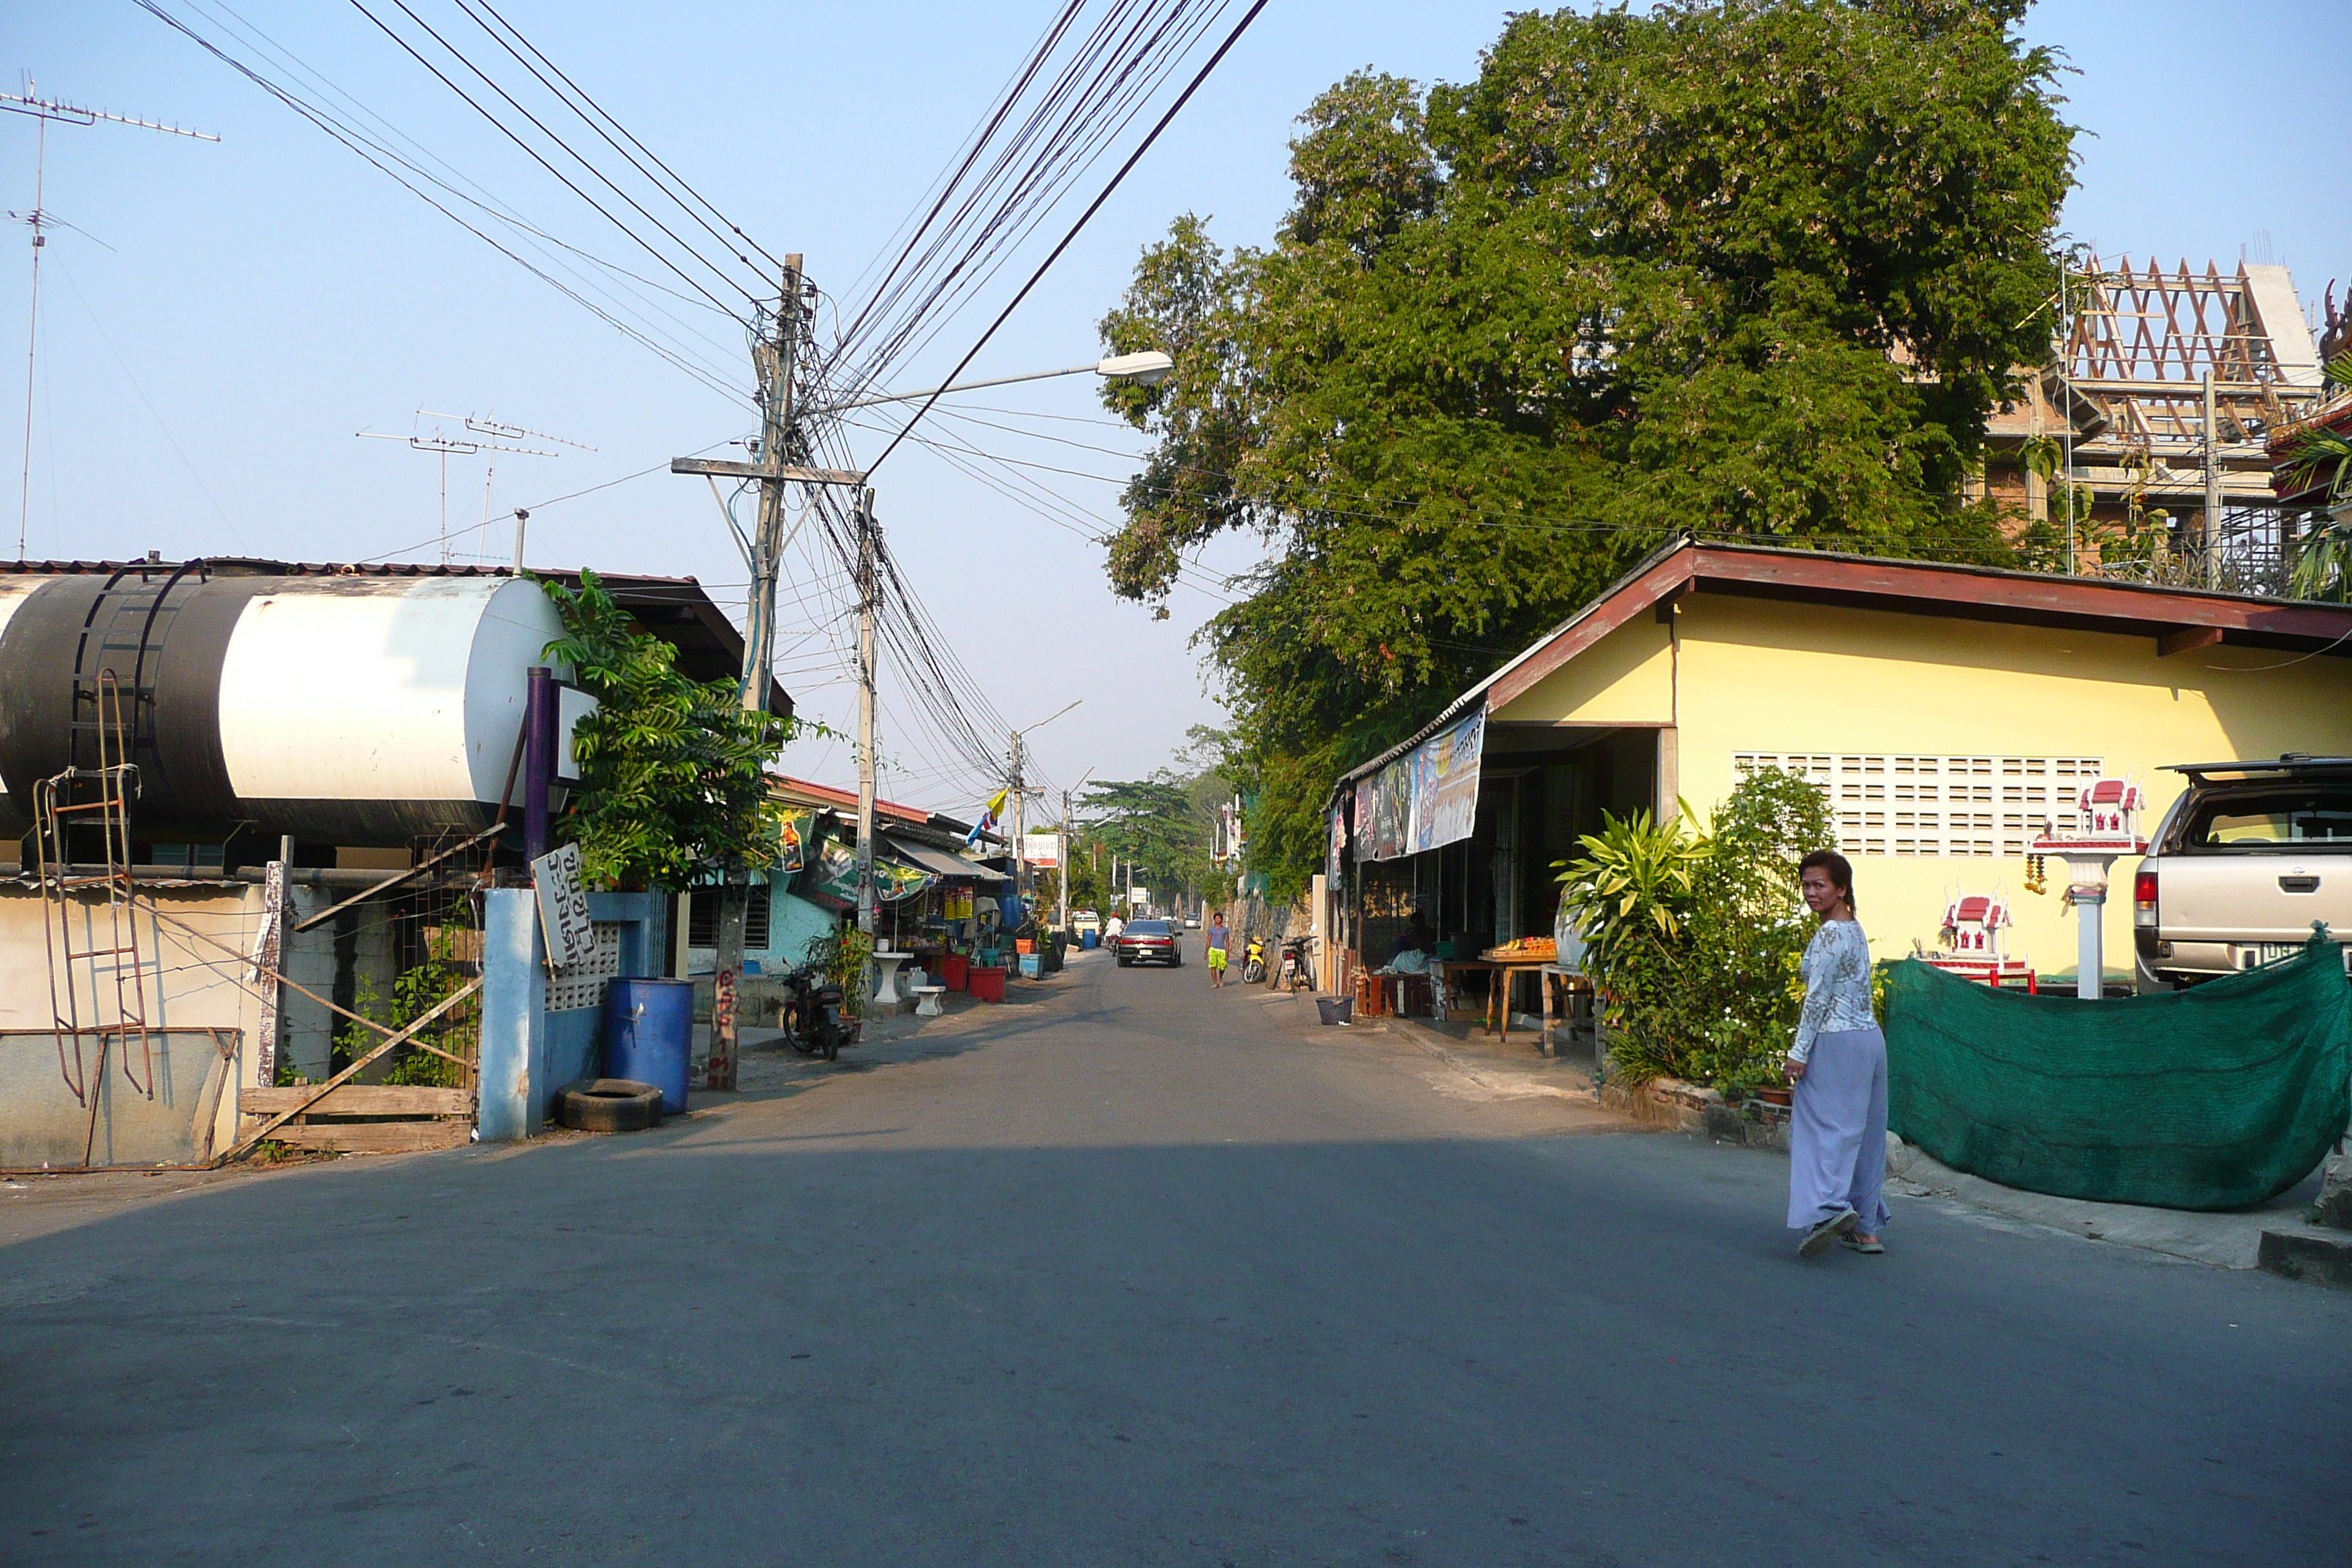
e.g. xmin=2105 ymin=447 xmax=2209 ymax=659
xmin=1554 ymin=807 xmax=1713 ymax=959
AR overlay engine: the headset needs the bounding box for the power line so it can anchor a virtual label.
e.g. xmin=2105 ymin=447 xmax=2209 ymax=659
xmin=859 ymin=0 xmax=1272 ymax=478
xmin=140 ymin=1 xmax=751 ymax=404
xmin=350 ymin=0 xmax=760 ymax=314
xmin=459 ymin=0 xmax=788 ymax=276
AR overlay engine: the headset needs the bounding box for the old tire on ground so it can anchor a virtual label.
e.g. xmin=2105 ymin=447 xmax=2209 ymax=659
xmin=556 ymin=1078 xmax=663 ymax=1133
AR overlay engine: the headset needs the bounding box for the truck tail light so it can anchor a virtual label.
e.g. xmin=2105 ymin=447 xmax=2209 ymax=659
xmin=2133 ymin=868 xmax=2157 ymax=926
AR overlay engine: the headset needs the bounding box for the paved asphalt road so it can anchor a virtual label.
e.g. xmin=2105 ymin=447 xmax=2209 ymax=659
xmin=4 ymin=942 xmax=2347 ymax=1566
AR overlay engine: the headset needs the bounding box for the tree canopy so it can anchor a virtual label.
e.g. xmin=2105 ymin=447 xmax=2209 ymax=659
xmin=539 ymin=570 xmax=799 ymax=890
xmin=1098 ymin=0 xmax=2075 ymax=897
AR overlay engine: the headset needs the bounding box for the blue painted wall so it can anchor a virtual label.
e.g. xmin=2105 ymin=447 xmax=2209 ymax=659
xmin=478 ymin=889 xmax=668 ymax=1142
xmin=687 ymin=878 xmax=840 ymax=976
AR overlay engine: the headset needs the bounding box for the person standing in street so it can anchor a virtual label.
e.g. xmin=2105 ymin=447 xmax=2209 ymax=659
xmin=1206 ymin=912 xmax=1231 ymax=988
xmin=1786 ymin=849 xmax=1891 ymax=1259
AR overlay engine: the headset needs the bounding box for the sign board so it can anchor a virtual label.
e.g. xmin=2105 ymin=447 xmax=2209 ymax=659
xmin=1411 ymin=707 xmax=1485 ymax=853
xmin=531 ymin=843 xmax=595 ymax=968
xmin=554 ymin=685 xmax=599 ymax=785
xmin=1022 ymin=832 xmax=1061 ymax=868
xmin=1126 ymin=886 xmax=1149 ymax=908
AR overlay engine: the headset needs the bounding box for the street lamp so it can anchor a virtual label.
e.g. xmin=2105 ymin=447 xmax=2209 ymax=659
xmin=815 ymin=352 xmax=1173 ymax=415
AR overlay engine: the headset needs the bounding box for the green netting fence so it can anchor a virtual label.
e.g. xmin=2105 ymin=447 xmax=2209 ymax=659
xmin=1883 ymin=933 xmax=2351 ymax=1211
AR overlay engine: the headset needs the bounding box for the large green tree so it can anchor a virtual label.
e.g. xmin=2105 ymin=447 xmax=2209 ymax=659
xmin=540 ymin=570 xmax=799 ymax=890
xmin=1099 ymin=0 xmax=2075 ymax=897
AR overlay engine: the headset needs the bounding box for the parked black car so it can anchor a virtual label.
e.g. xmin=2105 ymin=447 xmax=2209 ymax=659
xmin=1114 ymin=918 xmax=1183 ymax=968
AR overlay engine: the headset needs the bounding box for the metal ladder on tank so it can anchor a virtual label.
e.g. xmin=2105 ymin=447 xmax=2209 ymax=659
xmin=34 ymin=671 xmax=158 ymax=1160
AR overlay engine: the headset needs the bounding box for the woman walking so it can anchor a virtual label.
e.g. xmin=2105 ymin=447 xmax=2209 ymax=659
xmin=1786 ymin=849 xmax=1891 ymax=1259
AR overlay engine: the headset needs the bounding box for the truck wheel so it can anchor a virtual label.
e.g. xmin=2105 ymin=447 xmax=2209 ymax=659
xmin=556 ymin=1078 xmax=662 ymax=1133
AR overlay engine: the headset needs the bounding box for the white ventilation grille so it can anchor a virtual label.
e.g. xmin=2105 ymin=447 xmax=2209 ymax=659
xmin=1733 ymin=754 xmax=2105 ymax=857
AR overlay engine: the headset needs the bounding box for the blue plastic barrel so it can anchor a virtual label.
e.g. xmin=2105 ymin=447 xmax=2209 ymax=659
xmin=1080 ymin=930 xmax=1098 ymax=949
xmin=603 ymin=978 xmax=694 ymax=1115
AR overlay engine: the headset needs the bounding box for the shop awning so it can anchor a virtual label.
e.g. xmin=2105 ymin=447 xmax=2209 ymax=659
xmin=883 ymin=835 xmax=1008 ymax=883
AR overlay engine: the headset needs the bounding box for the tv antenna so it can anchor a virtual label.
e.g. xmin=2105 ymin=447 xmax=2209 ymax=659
xmin=3 ymin=82 xmax=218 ymax=559
xmin=358 ymin=411 xmax=592 ymax=565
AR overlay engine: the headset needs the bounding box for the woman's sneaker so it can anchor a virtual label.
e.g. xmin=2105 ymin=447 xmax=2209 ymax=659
xmin=1798 ymin=1207 xmax=1861 ymax=1259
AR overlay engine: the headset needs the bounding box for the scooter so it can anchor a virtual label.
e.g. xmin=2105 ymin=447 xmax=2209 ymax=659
xmin=1275 ymin=932 xmax=1315 ymax=992
xmin=1240 ymin=936 xmax=1267 ymax=984
xmin=776 ymin=964 xmax=859 ymax=1062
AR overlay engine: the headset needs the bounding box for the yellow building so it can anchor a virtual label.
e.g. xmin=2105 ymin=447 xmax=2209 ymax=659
xmin=1332 ymin=540 xmax=2352 ymax=990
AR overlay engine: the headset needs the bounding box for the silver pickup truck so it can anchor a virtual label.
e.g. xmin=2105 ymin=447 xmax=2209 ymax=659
xmin=2133 ymin=756 xmax=2352 ymax=991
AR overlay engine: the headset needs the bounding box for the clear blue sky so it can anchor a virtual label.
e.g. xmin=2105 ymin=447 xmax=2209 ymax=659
xmin=5 ymin=1 xmax=2345 ymax=811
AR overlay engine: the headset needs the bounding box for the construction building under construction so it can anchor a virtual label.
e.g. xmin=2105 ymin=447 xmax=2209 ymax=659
xmin=1972 ymin=255 xmax=2335 ymax=593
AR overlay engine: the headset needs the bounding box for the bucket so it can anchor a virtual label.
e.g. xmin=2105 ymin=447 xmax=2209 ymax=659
xmin=942 ymin=952 xmax=970 ymax=992
xmin=1080 ymin=930 xmax=1098 ymax=950
xmin=1014 ymin=938 xmax=1036 ymax=955
xmin=968 ymin=965 xmax=1007 ymax=1003
xmin=1019 ymin=952 xmax=1042 ymax=979
xmin=603 ymin=978 xmax=694 ymax=1115
xmin=1316 ymin=995 xmax=1354 ymax=1027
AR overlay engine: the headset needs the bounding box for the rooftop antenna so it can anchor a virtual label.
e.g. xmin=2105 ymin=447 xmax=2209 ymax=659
xmin=358 ymin=410 xmax=589 ymax=565
xmin=3 ymin=81 xmax=218 ymax=560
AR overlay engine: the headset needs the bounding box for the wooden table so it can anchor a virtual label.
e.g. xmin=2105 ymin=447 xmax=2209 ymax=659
xmin=1428 ymin=959 xmax=1546 ymax=1055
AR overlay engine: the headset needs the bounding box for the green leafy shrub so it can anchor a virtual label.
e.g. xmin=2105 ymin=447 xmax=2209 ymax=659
xmin=802 ymin=925 xmax=875 ymax=1019
xmin=539 ymin=570 xmax=802 ymax=890
xmin=1557 ymin=767 xmax=1832 ymax=1088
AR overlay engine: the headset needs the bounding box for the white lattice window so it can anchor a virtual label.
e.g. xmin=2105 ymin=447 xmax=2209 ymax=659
xmin=546 ymin=920 xmax=623 ymax=1012
xmin=1735 ymin=753 xmax=2103 ymax=857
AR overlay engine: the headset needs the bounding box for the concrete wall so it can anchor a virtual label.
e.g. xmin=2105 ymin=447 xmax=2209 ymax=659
xmin=478 ymin=888 xmax=667 ymax=1142
xmin=0 ymin=882 xmax=265 ymax=1168
xmin=1496 ymin=591 xmax=2352 ymax=980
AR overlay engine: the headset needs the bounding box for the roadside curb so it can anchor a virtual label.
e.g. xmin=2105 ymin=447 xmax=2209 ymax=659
xmin=1370 ymin=1012 xmax=1598 ymax=1104
xmin=1601 ymin=1075 xmax=1791 ymax=1150
xmin=2257 ymin=1227 xmax=2352 ymax=1287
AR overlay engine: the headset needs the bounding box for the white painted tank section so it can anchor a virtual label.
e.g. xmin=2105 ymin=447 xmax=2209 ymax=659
xmin=216 ymin=577 xmax=566 ymax=806
xmin=0 ymin=577 xmax=40 ymax=646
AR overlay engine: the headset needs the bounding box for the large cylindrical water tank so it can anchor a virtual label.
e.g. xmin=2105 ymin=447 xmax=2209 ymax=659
xmin=0 ymin=565 xmax=571 ymax=847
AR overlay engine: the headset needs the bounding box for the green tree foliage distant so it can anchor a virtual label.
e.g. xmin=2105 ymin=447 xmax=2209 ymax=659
xmin=1081 ymin=728 xmax=1235 ymax=909
xmin=539 ymin=570 xmax=800 ymax=890
xmin=1099 ymin=1 xmax=2074 ymax=897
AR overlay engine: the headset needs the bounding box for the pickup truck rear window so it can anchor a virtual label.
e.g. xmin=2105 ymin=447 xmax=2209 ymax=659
xmin=2179 ymin=787 xmax=2352 ymax=851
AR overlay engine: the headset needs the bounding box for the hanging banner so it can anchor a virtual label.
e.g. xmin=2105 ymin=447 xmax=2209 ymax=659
xmin=1353 ymin=776 xmax=1376 ymax=847
xmin=1328 ymin=788 xmax=1351 ymax=883
xmin=774 ymin=810 xmax=815 ymax=876
xmin=1411 ymin=707 xmax=1485 ymax=853
xmin=1368 ymin=757 xmax=1412 ymax=861
xmin=806 ymin=838 xmax=935 ymax=907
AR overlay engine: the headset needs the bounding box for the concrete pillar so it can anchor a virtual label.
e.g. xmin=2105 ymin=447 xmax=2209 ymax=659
xmin=476 ymin=888 xmax=544 ymax=1142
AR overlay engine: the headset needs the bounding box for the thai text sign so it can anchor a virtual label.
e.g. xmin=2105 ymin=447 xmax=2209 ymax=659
xmin=531 ymin=843 xmax=595 ymax=968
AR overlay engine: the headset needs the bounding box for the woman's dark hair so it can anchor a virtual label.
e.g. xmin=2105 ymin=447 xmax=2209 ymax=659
xmin=1799 ymin=848 xmax=1856 ymax=913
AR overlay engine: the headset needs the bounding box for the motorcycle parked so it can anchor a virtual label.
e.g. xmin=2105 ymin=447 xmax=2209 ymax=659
xmin=1275 ymin=932 xmax=1315 ymax=992
xmin=776 ymin=964 xmax=859 ymax=1062
xmin=1240 ymin=935 xmax=1267 ymax=984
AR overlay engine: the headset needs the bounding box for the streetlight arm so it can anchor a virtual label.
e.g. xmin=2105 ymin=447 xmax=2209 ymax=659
xmin=810 ymin=353 xmax=1172 ymax=416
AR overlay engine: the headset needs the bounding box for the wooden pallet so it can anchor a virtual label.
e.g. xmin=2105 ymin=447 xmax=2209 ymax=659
xmin=241 ymin=1085 xmax=472 ymax=1156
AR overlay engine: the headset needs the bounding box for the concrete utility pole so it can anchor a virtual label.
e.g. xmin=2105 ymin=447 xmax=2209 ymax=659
xmin=854 ymin=487 xmax=880 ymax=939
xmin=743 ymin=255 xmax=804 ymax=719
xmin=1009 ymin=731 xmax=1026 ymax=910
xmin=669 ymin=256 xmax=827 ymax=1092
xmin=1055 ymin=767 xmax=1093 ymax=932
